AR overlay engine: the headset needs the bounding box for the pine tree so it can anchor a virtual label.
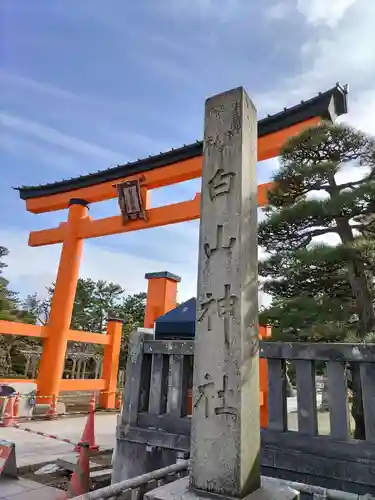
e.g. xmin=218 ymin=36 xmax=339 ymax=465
xmin=0 ymin=246 xmax=22 ymax=375
xmin=259 ymin=122 xmax=375 ymax=439
xmin=259 ymin=122 xmax=375 ymax=339
xmin=46 ymin=278 xmax=146 ymax=367
xmin=0 ymin=246 xmax=18 ymax=320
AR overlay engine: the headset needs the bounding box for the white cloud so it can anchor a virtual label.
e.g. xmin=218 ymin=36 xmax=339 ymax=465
xmin=266 ymin=0 xmax=357 ymax=27
xmin=256 ymin=0 xmax=375 ymax=140
xmin=342 ymin=90 xmax=375 ymax=137
xmin=265 ymin=2 xmax=291 ymax=20
xmin=0 ymin=112 xmax=126 ymax=163
xmin=0 ymin=70 xmax=87 ymax=103
xmin=297 ymin=0 xmax=357 ymax=27
xmin=334 ymin=163 xmax=370 ymax=185
xmin=296 ymin=0 xmax=375 ymax=139
xmin=1 ymin=224 xmax=271 ymax=311
xmin=299 ymin=20 xmax=375 ymax=91
xmin=2 ymin=0 xmax=374 ymax=320
xmin=0 ymin=132 xmax=86 ymax=175
xmin=161 ymin=0 xmax=250 ymax=24
xmin=0 ymin=226 xmax=198 ymax=304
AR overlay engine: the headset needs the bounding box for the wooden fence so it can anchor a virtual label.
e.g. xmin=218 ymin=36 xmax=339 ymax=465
xmin=0 ymin=317 xmax=122 ymax=408
xmin=113 ymin=332 xmax=375 ymax=496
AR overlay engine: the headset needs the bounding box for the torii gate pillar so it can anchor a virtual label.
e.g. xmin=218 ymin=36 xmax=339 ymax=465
xmin=144 ymin=271 xmax=181 ymax=329
xmin=36 ymin=199 xmax=89 ymax=403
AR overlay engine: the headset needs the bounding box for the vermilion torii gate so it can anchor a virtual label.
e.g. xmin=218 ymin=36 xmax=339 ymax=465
xmin=14 ymin=84 xmax=347 ymax=403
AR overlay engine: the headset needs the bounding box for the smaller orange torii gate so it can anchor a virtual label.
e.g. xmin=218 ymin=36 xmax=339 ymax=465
xmin=7 ymin=84 xmax=347 ymax=407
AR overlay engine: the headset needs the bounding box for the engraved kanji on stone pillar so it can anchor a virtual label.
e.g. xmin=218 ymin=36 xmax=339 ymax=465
xmin=197 ymin=285 xmax=239 ymax=347
xmin=208 ymin=169 xmax=235 ymax=200
xmin=204 ymin=224 xmax=236 ymax=259
xmin=191 ymin=87 xmax=260 ymax=498
xmin=214 ymin=374 xmax=238 ymax=420
xmin=217 ymin=284 xmax=238 ymax=347
xmin=197 ymin=293 xmax=216 ymax=331
xmin=194 ymin=372 xmax=215 ymax=418
xmin=194 ymin=373 xmax=238 ymax=422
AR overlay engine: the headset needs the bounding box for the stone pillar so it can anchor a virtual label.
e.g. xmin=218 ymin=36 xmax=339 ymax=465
xmin=144 ymin=272 xmax=181 ymax=328
xmin=112 ymin=330 xmax=154 ymax=484
xmin=146 ymin=88 xmax=299 ymax=500
xmin=190 ymin=87 xmax=260 ymax=497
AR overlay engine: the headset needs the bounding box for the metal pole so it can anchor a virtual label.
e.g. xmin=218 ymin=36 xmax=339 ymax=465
xmin=265 ymin=476 xmax=375 ymax=499
xmin=70 ymin=466 xmax=374 ymax=500
xmin=70 ymin=460 xmax=189 ymax=500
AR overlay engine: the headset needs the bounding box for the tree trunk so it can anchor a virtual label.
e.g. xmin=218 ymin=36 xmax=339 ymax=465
xmin=348 ymin=364 xmax=366 ymax=440
xmin=327 ymin=172 xmax=375 ymax=335
xmin=320 ymin=367 xmax=365 ymax=438
xmin=6 ymin=346 xmax=12 ymax=374
xmin=335 ymin=217 xmax=375 ymax=335
xmin=285 ymin=363 xmax=296 ymax=397
xmin=330 ymin=180 xmax=372 ymax=438
xmin=346 ymin=257 xmax=375 ymax=334
xmin=352 ymin=391 xmax=366 ymax=439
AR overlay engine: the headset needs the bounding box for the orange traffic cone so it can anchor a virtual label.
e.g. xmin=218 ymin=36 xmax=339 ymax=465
xmin=46 ymin=394 xmax=58 ymax=420
xmin=89 ymin=392 xmax=96 ymax=413
xmin=74 ymin=393 xmax=98 ymax=452
xmin=62 ymin=442 xmax=90 ymax=498
xmin=1 ymin=397 xmax=15 ymax=427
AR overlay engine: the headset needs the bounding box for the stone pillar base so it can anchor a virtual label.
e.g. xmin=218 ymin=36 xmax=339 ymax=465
xmin=145 ymin=477 xmax=300 ymax=500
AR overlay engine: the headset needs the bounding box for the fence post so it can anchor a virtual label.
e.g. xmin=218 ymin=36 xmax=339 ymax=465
xmin=99 ymin=317 xmax=123 ymax=409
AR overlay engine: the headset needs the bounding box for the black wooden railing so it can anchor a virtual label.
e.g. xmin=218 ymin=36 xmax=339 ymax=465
xmin=113 ymin=332 xmax=375 ymax=496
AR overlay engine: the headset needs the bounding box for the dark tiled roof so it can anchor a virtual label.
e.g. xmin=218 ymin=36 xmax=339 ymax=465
xmin=16 ymin=83 xmax=348 ymax=200
xmin=145 ymin=271 xmax=181 ymax=282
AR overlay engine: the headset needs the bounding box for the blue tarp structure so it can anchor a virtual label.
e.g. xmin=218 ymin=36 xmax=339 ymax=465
xmin=155 ymin=297 xmax=196 ymax=339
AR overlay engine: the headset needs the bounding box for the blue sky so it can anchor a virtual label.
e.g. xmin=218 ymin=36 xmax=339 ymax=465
xmin=1 ymin=0 xmax=374 ymax=303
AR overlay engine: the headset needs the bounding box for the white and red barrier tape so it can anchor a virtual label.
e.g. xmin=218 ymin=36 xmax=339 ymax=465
xmin=8 ymin=423 xmax=111 ymax=453
xmin=10 ymin=423 xmax=80 ymax=447
xmin=7 ymin=408 xmax=119 ymax=423
xmin=0 ymin=390 xmax=123 ymax=401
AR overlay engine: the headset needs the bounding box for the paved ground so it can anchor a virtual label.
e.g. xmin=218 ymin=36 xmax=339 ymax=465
xmin=0 ymin=396 xmax=336 ymax=498
xmin=0 ymin=478 xmax=61 ymax=500
xmin=1 ymin=413 xmax=118 ymax=468
xmin=1 ymin=396 xmax=328 ymax=471
xmin=287 ymin=393 xmax=333 ymax=434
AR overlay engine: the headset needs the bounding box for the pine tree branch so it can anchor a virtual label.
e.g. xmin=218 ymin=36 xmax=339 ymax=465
xmin=296 ymin=227 xmax=338 ymax=248
xmin=339 ymin=178 xmax=369 ymax=190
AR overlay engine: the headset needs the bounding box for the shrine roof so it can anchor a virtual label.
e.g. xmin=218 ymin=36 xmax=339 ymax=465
xmin=16 ymin=83 xmax=348 ymax=200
